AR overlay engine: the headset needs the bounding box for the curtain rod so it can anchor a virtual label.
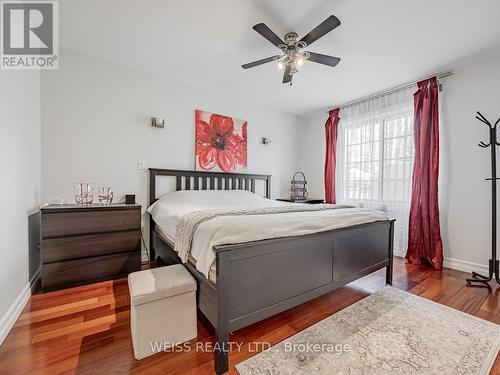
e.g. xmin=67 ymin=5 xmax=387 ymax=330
xmin=325 ymin=71 xmax=453 ymax=113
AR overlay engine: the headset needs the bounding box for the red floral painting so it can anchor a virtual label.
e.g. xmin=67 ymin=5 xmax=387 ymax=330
xmin=195 ymin=110 xmax=247 ymax=172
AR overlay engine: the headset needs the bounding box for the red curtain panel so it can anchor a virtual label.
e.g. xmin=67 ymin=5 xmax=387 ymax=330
xmin=406 ymin=77 xmax=444 ymax=269
xmin=324 ymin=109 xmax=340 ymax=204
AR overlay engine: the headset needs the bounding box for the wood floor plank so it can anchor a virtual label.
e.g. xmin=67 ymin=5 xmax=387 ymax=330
xmin=446 ymin=283 xmax=491 ymax=316
xmin=31 ymin=310 xmax=127 ymax=344
xmin=477 ymin=289 xmax=500 ymax=324
xmin=17 ymin=297 xmax=100 ymax=325
xmin=0 ymin=257 xmax=498 ymax=374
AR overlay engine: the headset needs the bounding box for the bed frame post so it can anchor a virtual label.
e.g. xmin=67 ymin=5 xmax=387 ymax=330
xmin=215 ymin=328 xmax=229 ymax=374
xmin=265 ymin=176 xmax=271 ymax=199
xmin=215 ymin=252 xmax=229 ymax=374
xmin=386 ymin=219 xmax=395 ymax=285
xmin=149 ymin=169 xmax=156 ymax=262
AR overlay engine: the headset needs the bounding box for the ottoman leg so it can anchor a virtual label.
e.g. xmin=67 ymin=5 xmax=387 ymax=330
xmin=215 ymin=327 xmax=229 ymax=374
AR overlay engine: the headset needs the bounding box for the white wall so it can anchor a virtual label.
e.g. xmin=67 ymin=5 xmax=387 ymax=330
xmin=41 ymin=50 xmax=302 ymax=251
xmin=297 ymin=112 xmax=328 ymax=200
xmin=0 ymin=70 xmax=41 ymax=343
xmin=439 ymin=47 xmax=500 ymax=273
xmin=298 ymin=47 xmax=500 ymax=273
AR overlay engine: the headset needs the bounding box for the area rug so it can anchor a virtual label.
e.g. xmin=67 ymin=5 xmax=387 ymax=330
xmin=236 ymin=286 xmax=500 ymax=375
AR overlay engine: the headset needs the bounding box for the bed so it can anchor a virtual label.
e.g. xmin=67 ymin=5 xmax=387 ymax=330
xmin=148 ymin=169 xmax=395 ymax=374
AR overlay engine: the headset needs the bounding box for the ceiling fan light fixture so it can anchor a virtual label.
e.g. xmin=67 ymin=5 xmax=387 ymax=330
xmin=242 ymin=15 xmax=341 ymax=84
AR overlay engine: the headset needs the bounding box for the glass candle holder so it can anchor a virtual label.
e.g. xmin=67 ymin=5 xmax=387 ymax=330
xmin=74 ymin=183 xmax=94 ymax=205
xmin=98 ymin=187 xmax=113 ymax=205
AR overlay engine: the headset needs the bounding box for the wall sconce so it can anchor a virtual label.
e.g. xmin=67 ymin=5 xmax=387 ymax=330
xmin=261 ymin=137 xmax=271 ymax=145
xmin=151 ymin=117 xmax=165 ymax=128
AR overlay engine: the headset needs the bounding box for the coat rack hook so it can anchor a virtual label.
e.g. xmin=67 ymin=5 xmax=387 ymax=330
xmin=495 ymin=117 xmax=500 ymax=129
xmin=476 ymin=110 xmax=486 ymax=118
xmin=476 ymin=116 xmax=492 ymax=128
xmin=477 ymin=111 xmax=492 ymax=125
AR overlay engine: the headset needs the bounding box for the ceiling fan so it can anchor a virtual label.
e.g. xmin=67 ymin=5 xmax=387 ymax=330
xmin=242 ymin=15 xmax=341 ymax=85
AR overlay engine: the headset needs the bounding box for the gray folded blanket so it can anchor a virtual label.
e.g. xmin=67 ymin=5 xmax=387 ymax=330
xmin=174 ymin=204 xmax=352 ymax=262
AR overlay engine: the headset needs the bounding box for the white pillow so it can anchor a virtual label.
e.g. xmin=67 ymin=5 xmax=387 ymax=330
xmin=148 ymin=189 xmax=274 ymax=213
xmin=147 ymin=189 xmax=286 ymax=241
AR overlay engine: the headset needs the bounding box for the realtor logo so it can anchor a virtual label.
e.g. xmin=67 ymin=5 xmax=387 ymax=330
xmin=1 ymin=0 xmax=58 ymax=69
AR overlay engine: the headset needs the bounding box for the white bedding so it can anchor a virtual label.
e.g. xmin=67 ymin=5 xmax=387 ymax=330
xmin=148 ymin=190 xmax=388 ymax=278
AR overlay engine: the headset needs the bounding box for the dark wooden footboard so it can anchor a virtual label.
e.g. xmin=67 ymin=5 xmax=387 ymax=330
xmin=213 ymin=220 xmax=394 ymax=373
xmin=152 ymin=220 xmax=394 ymax=374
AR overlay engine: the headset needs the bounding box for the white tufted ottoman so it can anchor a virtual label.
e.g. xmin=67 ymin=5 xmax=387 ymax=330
xmin=128 ymin=264 xmax=197 ymax=359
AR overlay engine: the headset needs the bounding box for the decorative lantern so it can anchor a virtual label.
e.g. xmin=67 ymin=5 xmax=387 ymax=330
xmin=290 ymin=171 xmax=308 ymax=201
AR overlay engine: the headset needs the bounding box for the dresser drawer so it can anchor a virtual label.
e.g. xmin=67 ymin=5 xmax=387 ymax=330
xmin=42 ymin=208 xmax=141 ymax=238
xmin=42 ymin=251 xmax=141 ymax=291
xmin=42 ymin=230 xmax=141 ymax=263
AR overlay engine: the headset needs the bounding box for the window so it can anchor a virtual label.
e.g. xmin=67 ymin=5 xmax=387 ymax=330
xmin=342 ymin=113 xmax=414 ymax=202
xmin=337 ymin=86 xmax=415 ymax=255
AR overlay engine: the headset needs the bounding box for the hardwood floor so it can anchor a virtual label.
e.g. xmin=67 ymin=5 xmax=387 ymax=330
xmin=0 ymin=257 xmax=498 ymax=374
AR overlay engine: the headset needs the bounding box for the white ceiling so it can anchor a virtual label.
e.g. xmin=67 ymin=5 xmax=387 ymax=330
xmin=60 ymin=0 xmax=500 ymax=116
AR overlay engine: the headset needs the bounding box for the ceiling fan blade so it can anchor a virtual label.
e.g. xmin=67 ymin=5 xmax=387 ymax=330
xmin=242 ymin=55 xmax=280 ymax=69
xmin=282 ymin=65 xmax=293 ymax=84
xmin=299 ymin=15 xmax=341 ymax=47
xmin=253 ymin=23 xmax=285 ymax=48
xmin=306 ymin=52 xmax=341 ymax=67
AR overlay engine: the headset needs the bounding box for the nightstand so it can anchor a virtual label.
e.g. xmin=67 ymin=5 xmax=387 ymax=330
xmin=276 ymin=198 xmax=325 ymax=204
xmin=40 ymin=203 xmax=142 ymax=291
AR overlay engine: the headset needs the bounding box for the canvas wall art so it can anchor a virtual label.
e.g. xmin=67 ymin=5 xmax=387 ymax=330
xmin=195 ymin=109 xmax=247 ymax=172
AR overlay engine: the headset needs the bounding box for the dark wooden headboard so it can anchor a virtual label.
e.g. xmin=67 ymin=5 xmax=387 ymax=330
xmin=149 ymin=168 xmax=272 ymax=205
xmin=148 ymin=169 xmax=272 ymax=261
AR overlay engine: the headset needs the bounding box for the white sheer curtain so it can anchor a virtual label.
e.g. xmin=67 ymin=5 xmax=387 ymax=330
xmin=337 ymin=86 xmax=416 ymax=256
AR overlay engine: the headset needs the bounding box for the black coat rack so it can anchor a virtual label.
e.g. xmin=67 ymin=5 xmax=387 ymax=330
xmin=466 ymin=112 xmax=500 ymax=286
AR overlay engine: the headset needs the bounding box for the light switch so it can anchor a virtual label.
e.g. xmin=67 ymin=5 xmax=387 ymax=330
xmin=137 ymin=160 xmax=146 ymax=170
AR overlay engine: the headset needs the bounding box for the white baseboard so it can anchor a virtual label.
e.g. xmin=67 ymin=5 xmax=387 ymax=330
xmin=0 ymin=283 xmax=30 ymax=345
xmin=443 ymin=257 xmax=489 ymax=275
xmin=394 ymin=252 xmax=489 ymax=275
xmin=394 ymin=250 xmax=406 ymax=257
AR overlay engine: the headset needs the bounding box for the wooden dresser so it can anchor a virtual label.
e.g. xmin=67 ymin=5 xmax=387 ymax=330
xmin=41 ymin=204 xmax=142 ymax=291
